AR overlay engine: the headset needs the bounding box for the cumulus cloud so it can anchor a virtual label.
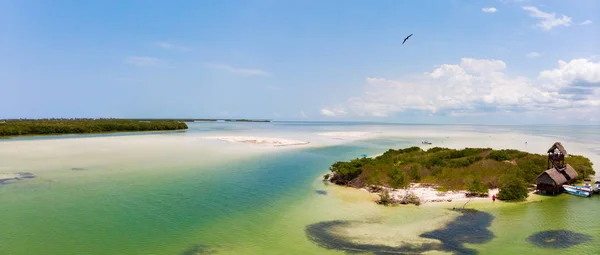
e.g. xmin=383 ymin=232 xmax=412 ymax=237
xmin=320 ymin=57 xmax=600 ymax=120
xmin=202 ymin=63 xmax=269 ymax=76
xmin=580 ymin=20 xmax=593 ymax=25
xmin=482 ymin=7 xmax=497 ymax=13
xmin=522 ymin=6 xmax=573 ymax=31
xmin=538 ymin=59 xmax=600 ymax=87
xmin=526 ymin=52 xmax=541 ymax=58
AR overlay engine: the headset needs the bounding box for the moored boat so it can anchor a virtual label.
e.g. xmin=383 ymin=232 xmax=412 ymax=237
xmin=562 ymin=185 xmax=592 ymax=197
xmin=584 ymin=183 xmax=598 ymax=194
xmin=595 ymin=181 xmax=600 ymax=193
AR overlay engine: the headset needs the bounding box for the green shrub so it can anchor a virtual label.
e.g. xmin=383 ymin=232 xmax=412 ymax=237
xmin=409 ymin=165 xmax=421 ymax=182
xmin=389 ymin=167 xmax=408 ymax=189
xmin=467 ymin=177 xmax=488 ymax=194
xmin=497 ymin=175 xmax=529 ymax=201
xmin=488 ymin=150 xmax=510 ymax=161
xmin=566 ymin=155 xmax=596 ymax=180
xmin=377 ymin=191 xmax=394 ymax=206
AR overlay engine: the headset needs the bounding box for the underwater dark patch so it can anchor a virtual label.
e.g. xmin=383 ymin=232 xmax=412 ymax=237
xmin=305 ymin=220 xmax=437 ymax=255
xmin=71 ymin=167 xmax=85 ymax=171
xmin=527 ymin=230 xmax=593 ymax=249
xmin=181 ymin=244 xmax=217 ymax=255
xmin=0 ymin=172 xmax=36 ymax=184
xmin=16 ymin=172 xmax=36 ymax=178
xmin=315 ymin=190 xmax=328 ymax=195
xmin=420 ymin=209 xmax=494 ymax=254
xmin=305 ymin=209 xmax=494 ymax=255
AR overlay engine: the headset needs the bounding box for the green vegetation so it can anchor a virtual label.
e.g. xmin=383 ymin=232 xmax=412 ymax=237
xmin=0 ymin=119 xmax=188 ymax=137
xmin=497 ymin=175 xmax=529 ymax=201
xmin=329 ymin=147 xmax=595 ymax=201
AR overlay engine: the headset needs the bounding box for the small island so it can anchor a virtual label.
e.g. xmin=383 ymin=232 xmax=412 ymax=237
xmin=324 ymin=145 xmax=595 ymax=205
xmin=0 ymin=118 xmax=189 ymax=137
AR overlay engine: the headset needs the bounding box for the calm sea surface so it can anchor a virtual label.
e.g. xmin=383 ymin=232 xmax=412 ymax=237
xmin=0 ymin=122 xmax=599 ymax=255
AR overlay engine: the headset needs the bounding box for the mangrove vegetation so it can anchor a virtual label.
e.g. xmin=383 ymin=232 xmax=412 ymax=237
xmin=328 ymin=146 xmax=594 ymax=201
xmin=0 ymin=118 xmax=188 ymax=137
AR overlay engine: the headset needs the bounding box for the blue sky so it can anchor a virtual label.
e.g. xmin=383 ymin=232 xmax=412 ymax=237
xmin=1 ymin=0 xmax=599 ymax=124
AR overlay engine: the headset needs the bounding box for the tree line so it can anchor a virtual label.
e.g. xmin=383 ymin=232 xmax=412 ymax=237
xmin=0 ymin=119 xmax=188 ymax=137
xmin=327 ymin=146 xmax=594 ymax=201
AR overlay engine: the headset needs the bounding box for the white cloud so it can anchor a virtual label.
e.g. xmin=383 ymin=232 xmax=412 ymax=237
xmin=124 ymin=56 xmax=162 ymax=66
xmin=526 ymin=51 xmax=541 ymax=58
xmin=522 ymin=6 xmax=573 ymax=31
xmin=538 ymin=59 xmax=600 ymax=87
xmin=482 ymin=7 xmax=497 ymax=13
xmin=320 ymin=57 xmax=600 ymax=120
xmin=203 ymin=63 xmax=269 ymax=76
xmin=580 ymin=20 xmax=593 ymax=26
xmin=300 ymin=110 xmax=308 ymax=118
xmin=459 ymin=58 xmax=507 ymax=73
xmin=320 ymin=108 xmax=347 ymax=117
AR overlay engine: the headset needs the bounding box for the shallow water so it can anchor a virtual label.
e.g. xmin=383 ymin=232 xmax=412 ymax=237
xmin=0 ymin=123 xmax=599 ymax=254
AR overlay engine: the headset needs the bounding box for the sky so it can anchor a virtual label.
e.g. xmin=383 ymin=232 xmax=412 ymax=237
xmin=1 ymin=0 xmax=599 ymax=124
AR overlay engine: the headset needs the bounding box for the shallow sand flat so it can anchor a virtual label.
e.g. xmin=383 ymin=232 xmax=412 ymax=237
xmin=0 ymin=134 xmax=291 ymax=175
xmin=200 ymin=136 xmax=310 ymax=147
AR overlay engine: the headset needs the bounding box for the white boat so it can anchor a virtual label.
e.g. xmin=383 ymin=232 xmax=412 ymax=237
xmin=563 ymin=185 xmax=592 ymax=197
xmin=595 ymin=181 xmax=600 ymax=193
xmin=583 ymin=183 xmax=598 ymax=194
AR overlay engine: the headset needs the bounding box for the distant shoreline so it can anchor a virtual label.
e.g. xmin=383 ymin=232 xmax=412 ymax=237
xmin=0 ymin=119 xmax=189 ymax=138
xmin=1 ymin=118 xmax=272 ymax=122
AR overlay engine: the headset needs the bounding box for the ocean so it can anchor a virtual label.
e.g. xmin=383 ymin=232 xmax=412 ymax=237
xmin=0 ymin=122 xmax=598 ymax=255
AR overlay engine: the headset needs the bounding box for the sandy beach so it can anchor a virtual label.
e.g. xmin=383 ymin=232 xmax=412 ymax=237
xmin=201 ymin=136 xmax=310 ymax=147
xmin=360 ymin=183 xmax=501 ymax=205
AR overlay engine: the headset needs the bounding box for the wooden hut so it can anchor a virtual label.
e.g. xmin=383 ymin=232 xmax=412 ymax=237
xmin=535 ymin=142 xmax=579 ymax=195
xmin=536 ymin=168 xmax=568 ymax=195
xmin=547 ymin=142 xmax=567 ymax=169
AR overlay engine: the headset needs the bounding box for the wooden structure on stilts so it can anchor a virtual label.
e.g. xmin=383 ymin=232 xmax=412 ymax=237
xmin=535 ymin=142 xmax=578 ymax=195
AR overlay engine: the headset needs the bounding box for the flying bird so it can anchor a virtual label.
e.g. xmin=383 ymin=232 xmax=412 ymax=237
xmin=402 ymin=34 xmax=413 ymax=45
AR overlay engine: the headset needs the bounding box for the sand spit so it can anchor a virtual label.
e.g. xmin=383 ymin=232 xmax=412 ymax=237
xmin=201 ymin=136 xmax=310 ymax=147
xmin=316 ymin=131 xmax=374 ymax=140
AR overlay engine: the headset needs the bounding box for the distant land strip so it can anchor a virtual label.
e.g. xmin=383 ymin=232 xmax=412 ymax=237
xmin=0 ymin=118 xmax=271 ymax=137
xmin=1 ymin=118 xmax=272 ymax=122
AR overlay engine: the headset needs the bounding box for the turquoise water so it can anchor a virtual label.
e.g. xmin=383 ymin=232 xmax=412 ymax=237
xmin=0 ymin=122 xmax=599 ymax=254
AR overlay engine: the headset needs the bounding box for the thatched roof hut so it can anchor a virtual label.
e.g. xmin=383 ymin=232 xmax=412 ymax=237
xmin=537 ymin=168 xmax=568 ymax=186
xmin=547 ymin=142 xmax=568 ymax=157
xmin=535 ymin=168 xmax=567 ymax=195
xmin=535 ymin=164 xmax=579 ymax=195
xmin=563 ymin=164 xmax=578 ymax=182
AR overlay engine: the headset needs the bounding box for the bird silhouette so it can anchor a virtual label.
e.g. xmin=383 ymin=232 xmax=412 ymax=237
xmin=402 ymin=34 xmax=413 ymax=45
